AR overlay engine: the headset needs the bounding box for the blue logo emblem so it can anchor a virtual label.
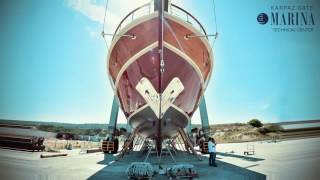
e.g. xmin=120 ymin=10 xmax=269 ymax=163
xmin=257 ymin=13 xmax=268 ymax=24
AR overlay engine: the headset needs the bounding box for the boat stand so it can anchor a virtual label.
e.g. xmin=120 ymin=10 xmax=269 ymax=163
xmin=199 ymin=96 xmax=210 ymax=136
xmin=116 ymin=127 xmax=140 ymax=160
xmin=187 ymin=96 xmax=210 ymax=135
xmin=144 ymin=140 xmax=176 ymax=164
xmin=178 ymin=127 xmax=202 ymax=161
xmin=108 ymin=96 xmax=119 ymax=136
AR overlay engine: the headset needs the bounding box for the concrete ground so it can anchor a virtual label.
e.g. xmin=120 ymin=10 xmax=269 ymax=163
xmin=88 ymin=151 xmax=265 ymax=180
xmin=0 ymin=137 xmax=319 ymax=180
xmin=216 ymin=137 xmax=320 ymax=180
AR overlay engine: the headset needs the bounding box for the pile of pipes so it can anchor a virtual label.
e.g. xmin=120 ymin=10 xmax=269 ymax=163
xmin=167 ymin=163 xmax=198 ymax=178
xmin=126 ymin=162 xmax=154 ymax=178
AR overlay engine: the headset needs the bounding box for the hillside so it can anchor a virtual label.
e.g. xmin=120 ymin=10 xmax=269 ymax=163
xmin=0 ymin=119 xmax=128 ymax=129
xmin=0 ymin=119 xmax=128 ymax=137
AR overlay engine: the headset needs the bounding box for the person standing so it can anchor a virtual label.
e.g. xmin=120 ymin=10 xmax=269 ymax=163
xmin=208 ymin=137 xmax=217 ymax=167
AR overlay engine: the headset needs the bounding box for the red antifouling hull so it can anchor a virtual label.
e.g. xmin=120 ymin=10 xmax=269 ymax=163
xmin=107 ymin=11 xmax=213 ymax=140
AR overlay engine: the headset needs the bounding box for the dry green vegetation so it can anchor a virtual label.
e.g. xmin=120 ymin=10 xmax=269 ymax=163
xmin=35 ymin=119 xmax=282 ymax=144
xmin=210 ymin=119 xmax=283 ymax=143
xmin=37 ymin=124 xmax=109 ymax=137
xmin=1 ymin=119 xmax=284 ymax=144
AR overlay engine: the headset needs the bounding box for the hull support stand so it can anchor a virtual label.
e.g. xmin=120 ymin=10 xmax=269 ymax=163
xmin=116 ymin=127 xmax=141 ymax=160
xmin=178 ymin=128 xmax=202 ymax=161
xmin=108 ymin=95 xmax=119 ymax=136
xmin=199 ymin=96 xmax=210 ymax=136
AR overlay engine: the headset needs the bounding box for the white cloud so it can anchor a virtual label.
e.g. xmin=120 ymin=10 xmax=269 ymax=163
xmin=65 ymin=0 xmax=190 ymax=38
xmin=65 ymin=0 xmax=151 ymax=42
xmin=66 ymin=0 xmax=105 ymax=24
xmin=65 ymin=0 xmax=151 ymax=29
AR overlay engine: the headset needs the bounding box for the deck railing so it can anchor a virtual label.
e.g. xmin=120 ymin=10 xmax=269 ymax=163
xmin=112 ymin=3 xmax=151 ymax=40
xmin=112 ymin=1 xmax=208 ymax=40
xmin=169 ymin=4 xmax=208 ymax=39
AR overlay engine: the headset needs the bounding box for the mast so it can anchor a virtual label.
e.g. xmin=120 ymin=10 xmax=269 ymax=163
xmin=156 ymin=0 xmax=165 ymax=155
xmin=154 ymin=0 xmax=168 ymax=12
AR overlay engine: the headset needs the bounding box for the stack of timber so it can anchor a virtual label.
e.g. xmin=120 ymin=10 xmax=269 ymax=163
xmin=0 ymin=134 xmax=45 ymax=152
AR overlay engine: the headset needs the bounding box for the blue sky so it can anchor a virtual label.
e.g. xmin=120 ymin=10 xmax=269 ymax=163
xmin=0 ymin=0 xmax=319 ymax=124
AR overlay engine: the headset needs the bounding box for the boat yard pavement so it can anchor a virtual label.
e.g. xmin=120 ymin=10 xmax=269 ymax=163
xmin=0 ymin=137 xmax=319 ymax=180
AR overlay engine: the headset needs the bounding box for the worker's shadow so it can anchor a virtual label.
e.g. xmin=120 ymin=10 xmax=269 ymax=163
xmin=97 ymin=153 xmax=117 ymax=165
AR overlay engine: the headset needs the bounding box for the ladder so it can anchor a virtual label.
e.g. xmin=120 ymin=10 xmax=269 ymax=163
xmin=116 ymin=127 xmax=140 ymax=160
xmin=133 ymin=135 xmax=146 ymax=152
xmin=177 ymin=127 xmax=202 ymax=161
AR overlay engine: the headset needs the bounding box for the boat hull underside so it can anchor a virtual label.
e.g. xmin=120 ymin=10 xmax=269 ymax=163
xmin=108 ymin=13 xmax=213 ymax=140
xmin=129 ymin=106 xmax=188 ymax=138
xmin=116 ymin=47 xmax=202 ymax=138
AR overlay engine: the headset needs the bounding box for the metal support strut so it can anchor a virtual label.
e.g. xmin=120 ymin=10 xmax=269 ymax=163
xmin=108 ymin=96 xmax=119 ymax=136
xmin=199 ymin=96 xmax=210 ymax=136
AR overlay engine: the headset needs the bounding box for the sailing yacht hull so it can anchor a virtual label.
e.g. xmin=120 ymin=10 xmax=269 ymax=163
xmin=107 ymin=13 xmax=213 ymax=140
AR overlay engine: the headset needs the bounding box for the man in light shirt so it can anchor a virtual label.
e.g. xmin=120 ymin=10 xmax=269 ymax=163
xmin=208 ymin=137 xmax=217 ymax=167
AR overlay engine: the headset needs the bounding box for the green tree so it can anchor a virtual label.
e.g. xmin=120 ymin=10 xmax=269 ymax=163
xmin=248 ymin=119 xmax=263 ymax=128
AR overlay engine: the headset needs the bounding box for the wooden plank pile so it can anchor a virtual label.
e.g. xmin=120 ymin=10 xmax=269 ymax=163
xmin=0 ymin=134 xmax=45 ymax=152
xmin=102 ymin=139 xmax=119 ymax=154
xmin=87 ymin=148 xmax=102 ymax=153
xmin=40 ymin=153 xmax=67 ymax=158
